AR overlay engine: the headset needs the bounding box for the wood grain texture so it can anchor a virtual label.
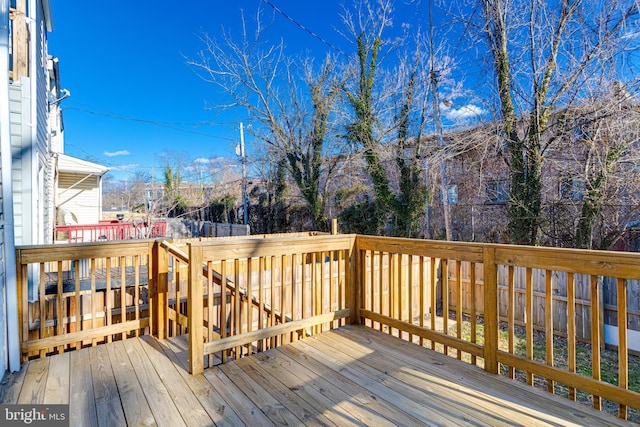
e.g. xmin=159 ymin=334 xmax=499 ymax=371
xmin=69 ymin=350 xmax=97 ymax=427
xmin=2 ymin=328 xmax=631 ymax=426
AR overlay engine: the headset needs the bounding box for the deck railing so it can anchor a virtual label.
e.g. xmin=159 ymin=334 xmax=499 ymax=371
xmin=15 ymin=234 xmax=640 ymax=420
xmin=356 ymin=236 xmax=640 ymax=420
xmin=184 ymin=234 xmax=356 ymax=372
xmin=16 ymin=240 xmax=153 ymax=358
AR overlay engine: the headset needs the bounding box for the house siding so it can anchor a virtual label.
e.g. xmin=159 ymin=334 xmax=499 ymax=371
xmin=57 ymin=173 xmax=102 ymax=225
xmin=34 ymin=0 xmax=51 ymax=245
xmin=9 ymin=81 xmax=28 ymax=245
xmin=0 ymin=150 xmax=6 ymax=373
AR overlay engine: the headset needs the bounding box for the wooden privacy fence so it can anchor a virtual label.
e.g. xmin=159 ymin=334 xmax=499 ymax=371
xmin=15 ymin=234 xmax=640 ymax=420
xmin=446 ymin=262 xmax=640 ymax=346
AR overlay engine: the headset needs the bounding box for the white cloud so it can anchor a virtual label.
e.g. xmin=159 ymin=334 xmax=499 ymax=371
xmin=104 ymin=150 xmax=130 ymax=157
xmin=111 ymin=164 xmax=139 ymax=171
xmin=194 ymin=157 xmax=211 ymax=164
xmin=443 ymin=104 xmax=485 ymax=121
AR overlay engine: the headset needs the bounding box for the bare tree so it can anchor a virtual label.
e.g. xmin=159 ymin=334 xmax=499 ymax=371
xmin=476 ymin=0 xmax=639 ymax=245
xmin=340 ymin=0 xmax=433 ymax=237
xmin=542 ymin=84 xmax=640 ymax=249
xmin=187 ymin=9 xmax=345 ymax=231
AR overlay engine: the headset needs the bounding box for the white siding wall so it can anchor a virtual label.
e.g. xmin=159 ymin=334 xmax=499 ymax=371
xmin=0 ymin=150 xmax=6 ymax=373
xmin=34 ymin=0 xmax=51 ymax=245
xmin=57 ymin=173 xmax=102 ymax=224
xmin=9 ymin=81 xmax=29 ymax=245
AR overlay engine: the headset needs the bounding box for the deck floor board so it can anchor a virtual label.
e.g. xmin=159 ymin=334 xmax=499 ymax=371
xmin=1 ymin=325 xmax=632 ymax=426
xmin=89 ymin=344 xmax=127 ymax=427
xmin=69 ymin=349 xmax=97 ymax=427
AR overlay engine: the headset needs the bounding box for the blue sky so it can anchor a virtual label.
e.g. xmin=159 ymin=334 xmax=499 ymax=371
xmin=48 ymin=0 xmax=438 ymax=182
xmin=47 ymin=1 xmax=640 ymax=184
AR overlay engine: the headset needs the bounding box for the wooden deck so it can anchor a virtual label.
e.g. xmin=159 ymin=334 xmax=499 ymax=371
xmin=1 ymin=325 xmax=631 ymax=427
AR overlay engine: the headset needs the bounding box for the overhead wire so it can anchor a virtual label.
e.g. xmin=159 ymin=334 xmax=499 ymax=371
xmin=260 ymin=0 xmax=348 ymax=57
xmin=64 ymin=101 xmax=240 ymax=143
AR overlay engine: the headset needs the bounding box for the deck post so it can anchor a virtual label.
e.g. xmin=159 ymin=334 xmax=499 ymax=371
xmin=188 ymin=243 xmax=204 ymax=375
xmin=151 ymin=241 xmax=168 ymax=340
xmin=483 ymin=246 xmax=499 ymax=374
xmin=15 ymin=252 xmax=25 ymax=362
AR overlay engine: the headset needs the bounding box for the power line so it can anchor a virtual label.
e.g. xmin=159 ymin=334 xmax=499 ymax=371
xmin=66 ymin=100 xmax=222 ymax=126
xmin=64 ymin=103 xmax=239 ymax=142
xmin=260 ymin=0 xmax=348 ymax=57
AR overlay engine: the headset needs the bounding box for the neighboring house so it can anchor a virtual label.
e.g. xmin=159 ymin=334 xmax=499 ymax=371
xmin=55 ymin=153 xmax=109 ymax=226
xmin=428 ymin=93 xmax=640 ymax=248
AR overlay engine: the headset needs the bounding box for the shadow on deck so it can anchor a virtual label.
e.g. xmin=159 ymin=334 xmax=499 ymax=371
xmin=0 ymin=325 xmax=630 ymax=427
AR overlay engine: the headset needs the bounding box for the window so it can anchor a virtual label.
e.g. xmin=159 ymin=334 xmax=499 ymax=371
xmin=571 ymin=119 xmax=593 ymax=142
xmin=439 ymin=185 xmax=458 ymax=205
xmin=560 ymin=177 xmax=584 ymax=201
xmin=486 ymin=179 xmax=509 ymax=204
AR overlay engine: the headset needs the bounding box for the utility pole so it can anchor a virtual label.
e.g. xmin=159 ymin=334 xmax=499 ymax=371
xmin=429 ymin=0 xmax=452 ymax=241
xmin=238 ymin=122 xmax=248 ymax=225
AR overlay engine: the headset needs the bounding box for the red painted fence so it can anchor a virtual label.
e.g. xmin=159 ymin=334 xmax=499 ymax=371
xmin=56 ymin=221 xmax=167 ymax=242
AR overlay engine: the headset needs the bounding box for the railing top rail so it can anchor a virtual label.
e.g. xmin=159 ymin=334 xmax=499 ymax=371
xmin=356 ymin=235 xmax=485 ymax=262
xmin=190 ymin=234 xmax=357 ymax=260
xmin=160 ymin=240 xmax=189 ymax=264
xmin=356 ymin=235 xmax=640 ymax=279
xmin=16 ymin=240 xmax=154 ymax=264
xmin=494 ymin=246 xmax=640 ymax=279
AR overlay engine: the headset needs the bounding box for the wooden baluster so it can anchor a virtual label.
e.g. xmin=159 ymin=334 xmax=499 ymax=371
xmin=419 ymin=256 xmax=426 ymax=347
xmin=442 ymin=258 xmax=449 ymax=356
xmin=470 ymin=262 xmax=477 ymax=366
xmin=430 ymin=257 xmax=437 ymax=351
xmin=329 ymin=251 xmax=336 ymax=330
xmin=290 ymin=254 xmax=297 ymax=341
xmin=174 ymin=257 xmax=181 ymax=336
xmin=134 ymin=255 xmax=140 ymax=338
xmin=247 ymin=257 xmax=254 ymax=351
xmin=456 ymin=260 xmax=463 ymax=360
xmin=397 ymin=253 xmax=403 ymax=339
xmin=281 ymin=254 xmax=287 ymax=342
xmin=106 ymin=258 xmax=112 ymax=343
xmin=220 ymin=260 xmax=227 ymax=363
xmin=258 ymin=257 xmax=265 ymax=351
xmin=379 ymin=251 xmax=384 ymax=332
xmin=545 ymin=270 xmax=555 ymax=394
xmin=39 ymin=263 xmax=46 ymax=358
xmin=525 ymin=267 xmax=533 ymax=385
xmin=339 ymin=249 xmax=345 ymax=327
xmin=270 ymin=256 xmax=276 ymax=345
xmin=207 ymin=260 xmax=214 ymax=367
xmin=389 ymin=252 xmax=395 ymax=336
xmin=508 ymin=265 xmax=515 ymax=379
xmin=74 ymin=259 xmax=81 ymax=349
xmin=617 ymin=278 xmax=628 ymax=420
xmin=408 ymin=255 xmax=414 ymax=343
xmin=235 ymin=258 xmax=242 ymax=358
xmin=370 ymin=250 xmax=376 ymax=329
xmin=567 ymin=272 xmax=576 ymax=401
xmin=590 ymin=274 xmax=601 ymax=410
xmin=90 ymin=258 xmax=97 ymax=346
